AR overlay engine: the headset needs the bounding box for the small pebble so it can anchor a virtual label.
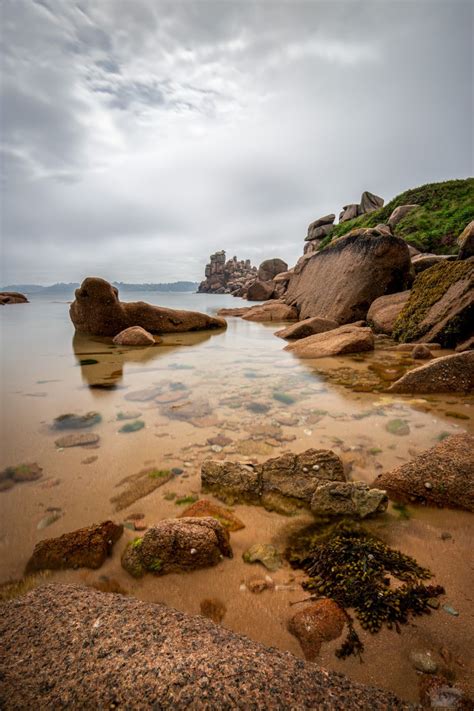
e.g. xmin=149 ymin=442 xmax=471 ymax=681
xmin=424 ymin=482 xmax=433 ymax=490
xmin=442 ymin=604 xmax=459 ymax=617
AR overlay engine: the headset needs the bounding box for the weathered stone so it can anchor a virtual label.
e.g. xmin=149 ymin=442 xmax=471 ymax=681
xmin=121 ymin=517 xmax=232 ymax=578
xmin=273 ymin=270 xmax=293 ymax=283
xmin=372 ymin=433 xmax=474 ymax=511
xmin=0 ymin=291 xmax=29 ymax=305
xmin=242 ymin=543 xmax=281 ymax=571
xmin=393 ymin=259 xmax=474 ymax=347
xmin=307 ymin=214 xmax=336 ymax=232
xmin=388 ymin=351 xmax=474 ymax=394
xmin=412 ymin=254 xmax=457 ymax=274
xmin=70 ymin=277 xmax=226 ymax=336
xmin=246 ymin=280 xmax=275 ymax=301
xmin=179 ymin=499 xmax=245 ymax=531
xmin=199 ymin=251 xmax=258 ymax=294
xmin=305 ymin=223 xmax=334 ymax=242
xmin=0 ymin=584 xmax=410 ymax=709
xmin=360 ymin=190 xmax=384 ymax=214
xmin=458 ymin=220 xmax=474 ymax=259
xmin=285 ymin=230 xmax=411 ymax=322
xmin=310 ymin=481 xmax=388 ymax=519
xmin=411 ymin=344 xmax=433 ymax=359
xmin=55 ymin=433 xmax=100 ymax=448
xmin=284 ymin=324 xmax=374 ymax=359
xmin=366 ymin=291 xmax=411 ymax=335
xmin=288 ymin=599 xmax=346 ymax=660
xmin=258 ymin=258 xmax=288 ymax=282
xmin=275 ymin=316 xmax=339 ymax=340
xmin=0 ymin=462 xmax=43 ymax=488
xmin=113 ymin=326 xmax=158 ymax=346
xmin=53 ymin=412 xmax=101 ymax=430
xmin=388 ymin=204 xmax=419 ymax=229
xmin=201 ymin=461 xmax=261 ymax=504
xmin=339 ymin=204 xmax=360 ymax=222
xmin=242 ymin=302 xmax=298 ymax=322
xmin=25 ymin=521 xmax=123 ymax=573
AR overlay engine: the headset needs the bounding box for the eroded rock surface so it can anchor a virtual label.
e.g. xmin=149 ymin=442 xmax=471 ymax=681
xmin=284 ymin=324 xmax=374 ymax=359
xmin=388 ymin=351 xmax=474 ymax=394
xmin=310 ymin=482 xmax=388 ymax=519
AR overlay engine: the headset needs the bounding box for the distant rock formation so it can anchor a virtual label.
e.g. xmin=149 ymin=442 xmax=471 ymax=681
xmin=70 ymin=277 xmax=226 ymax=337
xmin=0 ymin=291 xmax=29 ymax=305
xmin=198 ymin=251 xmax=257 ymax=295
xmin=339 ymin=190 xmax=384 ymax=223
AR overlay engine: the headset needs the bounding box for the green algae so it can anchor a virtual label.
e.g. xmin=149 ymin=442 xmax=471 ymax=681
xmin=273 ymin=391 xmax=296 ymax=405
xmin=119 ymin=420 xmax=145 ymax=433
xmin=175 ymin=495 xmax=199 ymax=505
xmin=148 ymin=469 xmax=171 ymax=479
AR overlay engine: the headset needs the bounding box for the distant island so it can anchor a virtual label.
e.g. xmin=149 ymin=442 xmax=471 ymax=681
xmin=0 ymin=281 xmax=199 ymax=294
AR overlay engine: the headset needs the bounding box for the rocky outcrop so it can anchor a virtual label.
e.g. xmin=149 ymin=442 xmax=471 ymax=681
xmin=198 ymin=251 xmax=257 ymax=295
xmin=310 ymin=482 xmax=388 ymax=519
xmin=275 ymin=316 xmax=339 ymax=340
xmin=284 ymin=324 xmax=374 ymax=359
xmin=458 ymin=220 xmax=474 ymax=259
xmin=305 ymin=214 xmax=335 ymax=243
xmin=121 ymin=517 xmax=232 ymax=577
xmin=0 ymin=584 xmax=410 ymax=710
xmin=339 ymin=191 xmax=384 ymax=222
xmin=392 ymin=259 xmax=474 ymax=347
xmin=25 ymin=521 xmax=123 ymax=573
xmin=367 ymin=291 xmax=411 ymax=335
xmin=388 ymin=204 xmax=419 ymax=229
xmin=112 ymin=326 xmax=157 ymax=346
xmin=70 ymin=277 xmax=226 ymax=337
xmin=0 ymin=291 xmax=29 ymax=305
xmin=246 ymin=280 xmax=275 ymax=301
xmin=288 ymin=599 xmax=346 ymax=660
xmin=372 ymin=433 xmax=474 ymax=511
xmin=285 ymin=229 xmax=411 ymax=322
xmin=201 ymin=449 xmax=346 ymax=513
xmin=258 ymin=258 xmax=288 ymax=282
xmin=388 ymin=351 xmax=474 ymax=393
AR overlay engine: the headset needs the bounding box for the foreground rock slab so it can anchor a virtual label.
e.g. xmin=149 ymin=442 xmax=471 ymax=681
xmin=372 ymin=433 xmax=474 ymax=511
xmin=70 ymin=277 xmax=226 ymax=336
xmin=388 ymin=351 xmax=474 ymax=394
xmin=25 ymin=521 xmax=123 ymax=573
xmin=0 ymin=584 xmax=410 ymax=710
xmin=121 ymin=517 xmax=232 ymax=577
xmin=284 ymin=324 xmax=374 ymax=359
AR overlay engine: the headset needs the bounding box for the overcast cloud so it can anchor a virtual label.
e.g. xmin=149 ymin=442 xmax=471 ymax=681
xmin=1 ymin=0 xmax=472 ymax=284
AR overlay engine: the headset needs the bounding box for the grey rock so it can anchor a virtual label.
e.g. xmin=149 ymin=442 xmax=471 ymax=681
xmin=360 ymin=191 xmax=384 ymax=214
xmin=388 ymin=204 xmax=419 ymax=229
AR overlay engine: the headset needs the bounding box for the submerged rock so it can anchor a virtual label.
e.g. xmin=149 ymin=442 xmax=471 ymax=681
xmin=179 ymin=499 xmax=245 ymax=531
xmin=53 ymin=411 xmax=101 ymax=430
xmin=25 ymin=521 xmax=123 ymax=573
xmin=288 ymin=599 xmax=346 ymax=660
xmin=70 ymin=277 xmax=226 ymax=336
xmin=0 ymin=462 xmax=43 ymax=491
xmin=111 ymin=468 xmax=173 ymax=512
xmin=284 ymin=324 xmax=374 ymax=359
xmin=0 ymin=584 xmax=411 ymax=709
xmin=242 ymin=543 xmax=282 ymax=571
xmin=54 ymin=432 xmax=100 ymax=448
xmin=112 ymin=326 xmax=158 ymax=346
xmin=275 ymin=316 xmax=339 ymax=340
xmin=121 ymin=517 xmax=232 ymax=578
xmin=200 ymin=598 xmax=226 ymax=623
xmin=372 ymin=433 xmax=474 ymax=511
xmin=310 ymin=482 xmax=388 ymax=519
xmin=411 ymin=344 xmax=433 ymax=359
xmin=201 ymin=449 xmax=345 ymax=513
xmin=388 ymin=351 xmax=474 ymax=394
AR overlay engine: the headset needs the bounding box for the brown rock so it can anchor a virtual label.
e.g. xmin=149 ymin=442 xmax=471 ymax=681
xmin=359 ymin=190 xmax=384 ymax=214
xmin=367 ymin=291 xmax=411 ymax=335
xmin=246 ymin=280 xmax=275 ymax=301
xmin=0 ymin=291 xmax=29 ymax=305
xmin=456 ymin=335 xmax=474 ymax=352
xmin=121 ymin=517 xmax=232 ymax=577
xmin=339 ymin=203 xmax=360 ymax=222
xmin=200 ymin=598 xmax=226 ymax=623
xmin=275 ymin=316 xmax=339 ymax=340
xmin=258 ymin=258 xmax=288 ymax=282
xmin=411 ymin=344 xmax=433 ymax=359
xmin=273 ymin=270 xmax=293 ymax=283
xmin=217 ymin=307 xmax=249 ymax=317
xmin=0 ymin=462 xmax=43 ymax=485
xmin=388 ymin=351 xmax=474 ymax=394
xmin=388 ymin=204 xmax=419 ymax=229
xmin=458 ymin=220 xmax=474 ymax=259
xmin=372 ymin=433 xmax=474 ymax=511
xmin=288 ymin=599 xmax=346 ymax=660
xmin=25 ymin=521 xmax=123 ymax=573
xmin=179 ymin=499 xmax=245 ymax=531
xmin=0 ymin=584 xmax=410 ymax=709
xmin=112 ymin=326 xmax=158 ymax=346
xmin=305 ymin=223 xmax=334 ymax=242
xmin=285 ymin=230 xmax=411 ymax=322
xmin=55 ymin=432 xmax=100 ymax=448
xmin=242 ymin=302 xmax=298 ymax=322
xmin=70 ymin=277 xmax=226 ymax=336
xmin=411 ymin=254 xmax=456 ymax=274
xmin=307 ymin=214 xmax=336 ymax=232
xmin=284 ymin=324 xmax=374 ymax=359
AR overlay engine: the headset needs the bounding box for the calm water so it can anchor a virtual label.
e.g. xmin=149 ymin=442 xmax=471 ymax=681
xmin=1 ymin=291 xmax=473 ymax=701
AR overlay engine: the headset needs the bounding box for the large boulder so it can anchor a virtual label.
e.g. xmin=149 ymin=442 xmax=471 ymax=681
xmin=458 ymin=220 xmax=474 ymax=259
xmin=367 ymin=291 xmax=411 ymax=335
xmin=392 ymin=259 xmax=474 ymax=347
xmin=387 ymin=351 xmax=474 ymax=394
xmin=258 ymin=258 xmax=288 ymax=282
xmin=359 ymin=190 xmax=384 ymax=214
xmin=121 ymin=517 xmax=232 ymax=578
xmin=0 ymin=584 xmax=409 ymax=710
xmin=388 ymin=204 xmax=419 ymax=229
xmin=339 ymin=203 xmax=359 ymax=222
xmin=0 ymin=291 xmax=29 ymax=305
xmin=275 ymin=316 xmax=339 ymax=340
xmin=70 ymin=277 xmax=226 ymax=336
xmin=25 ymin=521 xmax=123 ymax=573
xmin=285 ymin=229 xmax=411 ymax=322
xmin=246 ymin=280 xmax=275 ymax=301
xmin=372 ymin=433 xmax=474 ymax=511
xmin=112 ymin=326 xmax=157 ymax=346
xmin=201 ymin=449 xmax=346 ymax=513
xmin=284 ymin=324 xmax=374 ymax=359
xmin=310 ymin=481 xmax=388 ymax=519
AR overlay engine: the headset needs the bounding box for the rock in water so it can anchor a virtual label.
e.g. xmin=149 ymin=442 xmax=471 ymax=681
xmin=388 ymin=351 xmax=474 ymax=394
xmin=246 ymin=280 xmax=275 ymax=301
xmin=121 ymin=517 xmax=232 ymax=577
xmin=70 ymin=277 xmax=226 ymax=336
xmin=284 ymin=324 xmax=374 ymax=358
xmin=0 ymin=291 xmax=29 ymax=305
xmin=113 ymin=326 xmax=158 ymax=346
xmin=53 ymin=411 xmax=101 ymax=430
xmin=25 ymin=521 xmax=123 ymax=573
xmin=0 ymin=584 xmax=410 ymax=709
xmin=367 ymin=291 xmax=411 ymax=335
xmin=310 ymin=481 xmax=388 ymax=519
xmin=275 ymin=316 xmax=339 ymax=340
xmin=257 ymin=258 xmax=288 ymax=282
xmin=288 ymin=599 xmax=346 ymax=660
xmin=285 ymin=230 xmax=411 ymax=322
xmin=55 ymin=433 xmax=100 ymax=448
xmin=372 ymin=433 xmax=474 ymax=511
xmin=241 ymin=302 xmax=298 ymax=322
xmin=392 ymin=259 xmax=474 ymax=347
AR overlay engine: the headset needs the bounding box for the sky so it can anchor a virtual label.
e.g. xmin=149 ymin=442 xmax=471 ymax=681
xmin=1 ymin=0 xmax=472 ymax=285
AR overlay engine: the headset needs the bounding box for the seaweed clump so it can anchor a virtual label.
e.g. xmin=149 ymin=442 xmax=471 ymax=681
xmin=288 ymin=524 xmax=444 ymax=659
